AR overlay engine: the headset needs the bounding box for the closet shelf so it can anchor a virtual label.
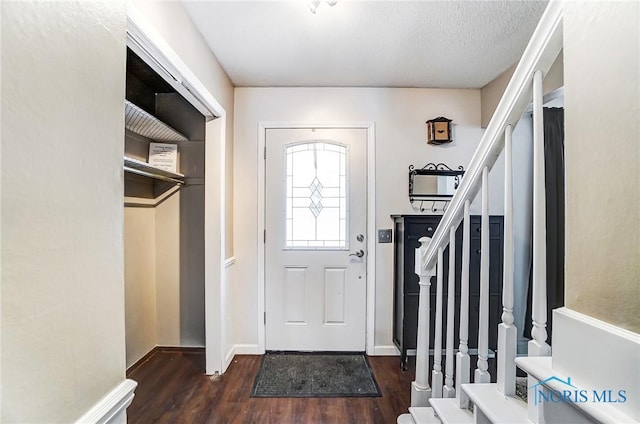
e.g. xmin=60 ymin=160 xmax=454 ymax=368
xmin=124 ymin=100 xmax=188 ymax=143
xmin=124 ymin=156 xmax=185 ymax=185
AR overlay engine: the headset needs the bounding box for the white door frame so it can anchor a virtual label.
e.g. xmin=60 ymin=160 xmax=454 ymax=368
xmin=257 ymin=121 xmax=376 ymax=355
xmin=127 ymin=6 xmax=227 ymax=375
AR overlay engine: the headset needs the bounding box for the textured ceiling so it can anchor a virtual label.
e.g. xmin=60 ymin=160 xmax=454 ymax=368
xmin=182 ymin=1 xmax=548 ymax=89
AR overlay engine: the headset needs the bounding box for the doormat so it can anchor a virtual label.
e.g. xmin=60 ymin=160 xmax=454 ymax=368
xmin=251 ymin=352 xmax=382 ymax=398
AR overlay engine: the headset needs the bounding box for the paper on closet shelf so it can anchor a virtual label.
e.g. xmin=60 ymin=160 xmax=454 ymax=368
xmin=148 ymin=142 xmax=178 ymax=173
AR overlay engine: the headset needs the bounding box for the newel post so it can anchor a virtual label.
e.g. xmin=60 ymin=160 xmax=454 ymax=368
xmin=411 ymin=236 xmax=435 ymax=407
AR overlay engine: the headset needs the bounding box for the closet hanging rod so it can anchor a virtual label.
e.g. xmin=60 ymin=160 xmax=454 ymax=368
xmin=124 ymin=157 xmax=186 ymax=185
xmin=124 ymin=156 xmax=186 ymax=185
xmin=124 ymin=166 xmax=186 ymax=185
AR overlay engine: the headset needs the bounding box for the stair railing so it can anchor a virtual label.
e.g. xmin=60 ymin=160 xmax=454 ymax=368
xmin=409 ymin=0 xmax=564 ymax=416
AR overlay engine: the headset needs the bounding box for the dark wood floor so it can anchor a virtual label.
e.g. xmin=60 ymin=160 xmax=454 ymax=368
xmin=127 ymin=349 xmax=415 ymax=424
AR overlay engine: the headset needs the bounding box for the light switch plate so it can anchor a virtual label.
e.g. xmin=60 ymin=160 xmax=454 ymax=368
xmin=378 ymin=229 xmax=392 ymax=243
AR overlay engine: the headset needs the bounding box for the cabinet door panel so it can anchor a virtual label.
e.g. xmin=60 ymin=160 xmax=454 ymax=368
xmin=405 ymin=293 xmax=419 ymax=350
xmin=404 ymin=235 xmax=422 ymax=294
xmin=392 ymin=215 xmax=504 ymax=361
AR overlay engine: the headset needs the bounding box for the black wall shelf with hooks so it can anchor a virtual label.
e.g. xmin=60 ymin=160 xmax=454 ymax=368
xmin=408 ymin=163 xmax=465 ymax=212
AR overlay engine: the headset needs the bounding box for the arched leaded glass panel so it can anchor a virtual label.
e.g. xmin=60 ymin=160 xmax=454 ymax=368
xmin=285 ymin=141 xmax=348 ymax=249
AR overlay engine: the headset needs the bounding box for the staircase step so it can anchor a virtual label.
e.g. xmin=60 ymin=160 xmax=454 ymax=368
xmin=516 ymin=356 xmax=638 ymax=423
xmin=397 ymin=413 xmax=415 ymax=424
xmin=409 ymin=406 xmax=441 ymax=423
xmin=429 ymin=398 xmax=474 ymax=423
xmin=462 ymin=383 xmax=529 ymax=424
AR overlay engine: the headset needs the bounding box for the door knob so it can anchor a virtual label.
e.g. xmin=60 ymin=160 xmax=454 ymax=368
xmin=349 ymin=249 xmax=365 ymax=258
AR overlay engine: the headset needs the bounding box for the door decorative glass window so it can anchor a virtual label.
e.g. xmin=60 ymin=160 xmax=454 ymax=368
xmin=285 ymin=141 xmax=348 ymax=249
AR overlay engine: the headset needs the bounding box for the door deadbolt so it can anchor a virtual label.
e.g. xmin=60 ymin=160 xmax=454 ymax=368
xmin=356 ymin=234 xmax=364 ymax=242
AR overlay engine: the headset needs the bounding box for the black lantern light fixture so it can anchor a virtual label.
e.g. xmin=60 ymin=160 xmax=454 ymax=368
xmin=426 ymin=116 xmax=453 ymax=145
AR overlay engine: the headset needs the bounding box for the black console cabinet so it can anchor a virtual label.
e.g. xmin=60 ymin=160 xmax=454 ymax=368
xmin=392 ymin=214 xmax=504 ymax=370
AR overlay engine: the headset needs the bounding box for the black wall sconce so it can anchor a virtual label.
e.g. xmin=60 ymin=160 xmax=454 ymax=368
xmin=426 ymin=116 xmax=453 ymax=145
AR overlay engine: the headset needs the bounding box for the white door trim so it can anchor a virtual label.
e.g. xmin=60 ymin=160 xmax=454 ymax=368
xmin=127 ymin=6 xmax=227 ymax=375
xmin=257 ymin=121 xmax=376 ymax=355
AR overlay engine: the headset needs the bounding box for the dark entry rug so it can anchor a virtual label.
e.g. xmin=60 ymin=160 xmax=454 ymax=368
xmin=251 ymin=352 xmax=382 ymax=398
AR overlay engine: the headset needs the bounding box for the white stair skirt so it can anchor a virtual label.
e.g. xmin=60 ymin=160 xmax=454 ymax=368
xmin=430 ymin=398 xmax=473 ymax=424
xmin=515 ymin=307 xmax=640 ymax=424
xmin=462 ymin=383 xmax=528 ymax=424
xmin=552 ymin=308 xmax=639 ymax=422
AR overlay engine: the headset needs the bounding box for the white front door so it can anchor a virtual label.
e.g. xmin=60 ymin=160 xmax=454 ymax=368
xmin=265 ymin=128 xmax=367 ymax=351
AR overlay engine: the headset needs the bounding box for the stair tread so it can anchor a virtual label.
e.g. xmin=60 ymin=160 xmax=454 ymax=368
xmin=397 ymin=413 xmax=415 ymax=424
xmin=516 ymin=356 xmax=638 ymax=423
xmin=462 ymin=383 xmax=529 ymax=423
xmin=409 ymin=407 xmax=441 ymax=423
xmin=429 ymin=398 xmax=473 ymax=423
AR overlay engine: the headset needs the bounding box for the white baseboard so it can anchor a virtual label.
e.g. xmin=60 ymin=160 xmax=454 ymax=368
xmin=232 ymin=343 xmax=262 ymax=355
xmin=223 ymin=344 xmax=262 ymax=372
xmin=223 ymin=343 xmax=400 ymax=365
xmin=75 ymin=379 xmax=137 ymax=424
xmin=372 ymin=345 xmax=400 ymax=356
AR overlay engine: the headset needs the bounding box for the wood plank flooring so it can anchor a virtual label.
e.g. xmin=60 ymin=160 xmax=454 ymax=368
xmin=127 ymin=349 xmax=414 ymax=424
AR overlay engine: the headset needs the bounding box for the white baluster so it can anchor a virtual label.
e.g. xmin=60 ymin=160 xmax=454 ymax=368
xmin=530 ymin=70 xmax=551 ymax=358
xmin=443 ymin=226 xmax=457 ymax=398
xmin=475 ymin=166 xmax=491 ymax=383
xmin=432 ymin=247 xmax=444 ymax=398
xmin=528 ymin=69 xmax=551 ymax=424
xmin=498 ymin=125 xmax=517 ymax=395
xmin=456 ymin=200 xmax=471 ymax=408
xmin=411 ymin=237 xmax=434 ymax=407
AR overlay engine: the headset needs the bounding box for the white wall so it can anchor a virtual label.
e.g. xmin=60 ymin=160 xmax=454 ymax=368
xmin=124 ymin=208 xmax=157 ymax=368
xmin=155 ymin=194 xmax=182 ymax=346
xmin=564 ymin=1 xmax=640 ymax=333
xmin=481 ymin=51 xmax=564 ymax=128
xmin=233 ymin=87 xmax=506 ymax=351
xmin=222 ymin=258 xmax=237 ymax=369
xmin=1 ymin=2 xmax=127 ymax=421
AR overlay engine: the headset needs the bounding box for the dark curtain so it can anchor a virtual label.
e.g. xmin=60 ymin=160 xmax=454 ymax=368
xmin=524 ymin=107 xmax=565 ymax=344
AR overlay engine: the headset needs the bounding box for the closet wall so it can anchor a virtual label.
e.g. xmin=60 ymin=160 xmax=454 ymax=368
xmin=124 ymin=49 xmax=206 ymax=368
xmin=124 ymin=208 xmax=156 ymax=366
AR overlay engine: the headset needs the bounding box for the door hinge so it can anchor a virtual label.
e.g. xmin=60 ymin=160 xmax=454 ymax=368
xmin=264 ymin=229 xmax=266 ymax=243
xmin=264 ymin=146 xmax=266 ymax=160
xmin=264 ymin=312 xmax=266 ymax=325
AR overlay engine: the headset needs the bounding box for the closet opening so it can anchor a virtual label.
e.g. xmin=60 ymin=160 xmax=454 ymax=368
xmin=124 ymin=46 xmax=208 ymax=371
